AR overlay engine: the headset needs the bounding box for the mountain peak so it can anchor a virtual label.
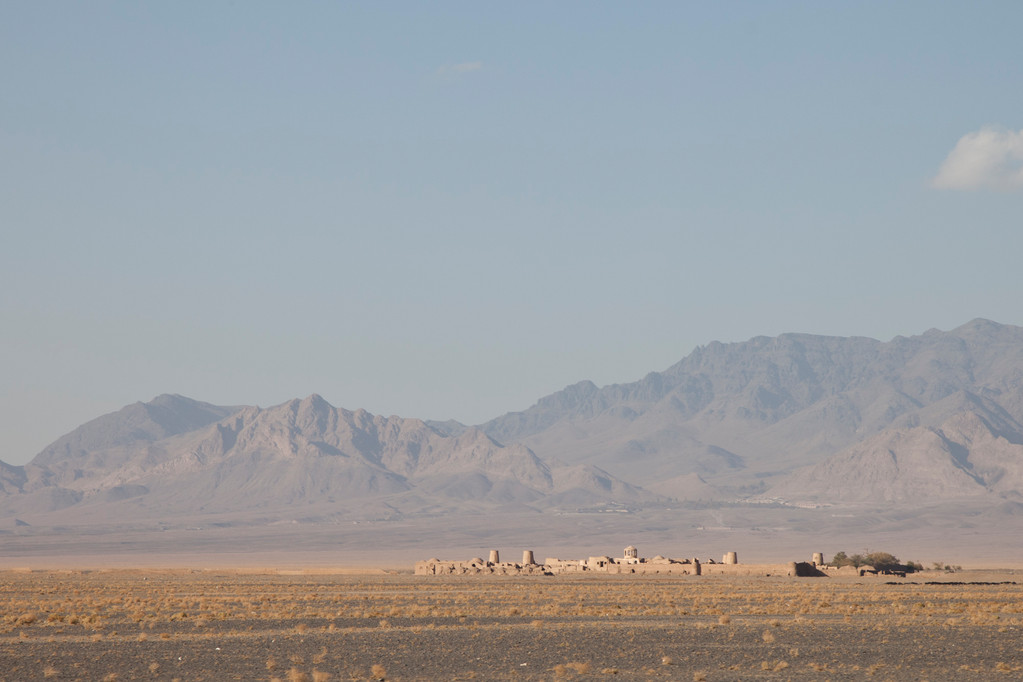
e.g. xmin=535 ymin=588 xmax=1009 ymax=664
xmin=28 ymin=395 xmax=242 ymax=469
xmin=147 ymin=393 xmax=195 ymax=407
xmin=300 ymin=393 xmax=330 ymax=408
xmin=951 ymin=318 xmax=1010 ymax=338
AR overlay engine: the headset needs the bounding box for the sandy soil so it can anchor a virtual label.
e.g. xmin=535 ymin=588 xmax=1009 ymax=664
xmin=1 ymin=571 xmax=1021 ymax=680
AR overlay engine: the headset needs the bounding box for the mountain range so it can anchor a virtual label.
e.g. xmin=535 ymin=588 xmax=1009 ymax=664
xmin=3 ymin=318 xmax=1023 ymax=564
xmin=470 ymin=318 xmax=1023 ymax=505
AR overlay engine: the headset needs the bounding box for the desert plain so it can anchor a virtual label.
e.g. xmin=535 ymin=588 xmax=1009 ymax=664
xmin=2 ymin=567 xmax=1021 ymax=681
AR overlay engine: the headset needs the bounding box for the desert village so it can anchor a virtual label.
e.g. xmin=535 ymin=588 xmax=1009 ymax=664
xmin=415 ymin=547 xmax=875 ymax=577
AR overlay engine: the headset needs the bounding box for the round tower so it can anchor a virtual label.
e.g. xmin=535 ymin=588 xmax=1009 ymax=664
xmin=488 ymin=549 xmax=500 ymax=564
xmin=812 ymin=552 xmax=824 ymax=566
xmin=723 ymin=551 xmax=738 ymax=565
xmin=522 ymin=550 xmax=535 ymax=565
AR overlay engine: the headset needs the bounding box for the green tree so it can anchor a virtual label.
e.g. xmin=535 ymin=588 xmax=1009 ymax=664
xmin=829 ymin=551 xmax=865 ymax=568
xmin=864 ymin=552 xmax=901 ymax=571
xmin=830 ymin=551 xmax=849 ymax=567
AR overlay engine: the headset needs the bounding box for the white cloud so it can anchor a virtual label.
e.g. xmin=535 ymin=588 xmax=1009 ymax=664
xmin=436 ymin=61 xmax=483 ymax=76
xmin=933 ymin=126 xmax=1023 ymax=191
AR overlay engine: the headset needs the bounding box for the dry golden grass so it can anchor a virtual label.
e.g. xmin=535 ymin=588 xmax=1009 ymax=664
xmin=1 ymin=569 xmax=1021 ymax=680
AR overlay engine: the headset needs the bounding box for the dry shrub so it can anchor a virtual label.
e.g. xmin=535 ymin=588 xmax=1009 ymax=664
xmin=295 ymin=623 xmax=308 ymax=634
xmin=148 ymin=663 xmax=160 ymax=673
xmin=762 ymin=631 xmax=775 ymax=643
xmin=718 ymin=614 xmax=731 ymax=625
xmin=288 ymin=668 xmax=310 ymax=682
xmin=370 ymin=663 xmax=387 ymax=680
xmin=568 ymin=662 xmax=592 ymax=673
xmin=43 ymin=666 xmax=59 ymax=678
xmin=774 ymin=661 xmax=789 ymax=671
xmin=661 ymin=656 xmax=672 ymax=665
xmin=312 ymin=671 xmax=331 ymax=682
xmin=693 ymin=673 xmax=707 ymax=682
xmin=267 ymin=656 xmax=277 ymax=671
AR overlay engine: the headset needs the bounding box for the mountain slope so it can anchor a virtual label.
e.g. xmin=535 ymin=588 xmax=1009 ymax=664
xmin=767 ymin=410 xmax=1023 ymax=504
xmin=478 ymin=319 xmax=1023 ymax=500
xmin=0 ymin=394 xmax=652 ymax=519
xmin=25 ymin=394 xmax=242 ymax=489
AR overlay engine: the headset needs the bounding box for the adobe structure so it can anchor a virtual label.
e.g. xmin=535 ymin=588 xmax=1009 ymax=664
xmin=415 ymin=546 xmax=829 ymax=577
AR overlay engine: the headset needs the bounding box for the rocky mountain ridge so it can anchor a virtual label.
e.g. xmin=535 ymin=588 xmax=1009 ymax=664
xmin=473 ymin=318 xmax=1023 ymax=503
xmin=3 ymin=319 xmax=1023 ymax=526
xmin=0 ymin=393 xmax=649 ymax=520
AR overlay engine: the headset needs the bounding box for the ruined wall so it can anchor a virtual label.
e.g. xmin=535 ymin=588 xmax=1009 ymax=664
xmin=417 ymin=550 xmax=827 ymax=578
xmin=414 ymin=559 xmax=548 ymax=576
xmin=700 ymin=561 xmax=824 ymax=577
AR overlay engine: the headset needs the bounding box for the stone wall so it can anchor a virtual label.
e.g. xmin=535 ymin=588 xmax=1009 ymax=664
xmin=414 ymin=558 xmax=549 ymax=576
xmin=416 ymin=550 xmax=828 ymax=578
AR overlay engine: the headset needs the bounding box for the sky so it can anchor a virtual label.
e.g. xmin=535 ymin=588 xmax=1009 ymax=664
xmin=2 ymin=2 xmax=1022 ymax=464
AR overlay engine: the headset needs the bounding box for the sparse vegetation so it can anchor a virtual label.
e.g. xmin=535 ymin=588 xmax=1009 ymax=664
xmin=0 ymin=569 xmax=1020 ymax=679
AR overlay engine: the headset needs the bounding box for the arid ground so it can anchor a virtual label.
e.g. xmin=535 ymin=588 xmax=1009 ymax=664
xmin=1 ymin=570 xmax=1021 ymax=681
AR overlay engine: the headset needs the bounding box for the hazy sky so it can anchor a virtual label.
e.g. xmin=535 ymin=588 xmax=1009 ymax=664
xmin=2 ymin=2 xmax=1022 ymax=464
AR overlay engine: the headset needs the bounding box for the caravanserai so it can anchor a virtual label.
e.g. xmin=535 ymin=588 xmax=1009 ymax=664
xmin=415 ymin=546 xmax=849 ymax=577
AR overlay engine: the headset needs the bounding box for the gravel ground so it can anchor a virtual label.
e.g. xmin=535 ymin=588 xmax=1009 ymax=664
xmin=2 ymin=571 xmax=1021 ymax=680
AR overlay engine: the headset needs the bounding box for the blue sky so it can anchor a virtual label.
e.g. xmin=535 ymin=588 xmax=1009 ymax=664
xmin=2 ymin=2 xmax=1022 ymax=463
